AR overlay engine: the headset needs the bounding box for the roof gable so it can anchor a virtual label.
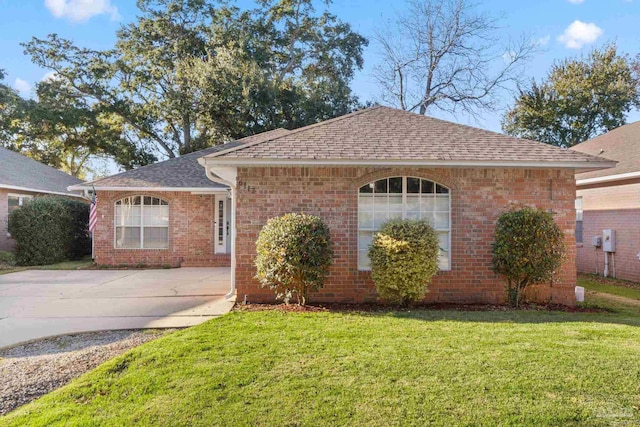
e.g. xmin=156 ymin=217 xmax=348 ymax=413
xmin=203 ymin=106 xmax=613 ymax=168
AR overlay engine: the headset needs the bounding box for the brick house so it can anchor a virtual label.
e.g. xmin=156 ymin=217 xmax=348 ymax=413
xmin=0 ymin=147 xmax=84 ymax=251
xmin=572 ymin=122 xmax=639 ymax=282
xmin=72 ymin=106 xmax=614 ymax=305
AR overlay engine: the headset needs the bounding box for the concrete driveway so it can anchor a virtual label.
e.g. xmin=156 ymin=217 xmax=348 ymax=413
xmin=0 ymin=268 xmax=234 ymax=348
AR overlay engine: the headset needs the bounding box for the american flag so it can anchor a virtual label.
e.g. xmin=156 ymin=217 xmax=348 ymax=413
xmin=89 ymin=192 xmax=98 ymax=233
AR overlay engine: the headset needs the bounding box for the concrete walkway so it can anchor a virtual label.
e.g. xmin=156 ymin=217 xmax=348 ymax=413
xmin=0 ymin=268 xmax=234 ymax=348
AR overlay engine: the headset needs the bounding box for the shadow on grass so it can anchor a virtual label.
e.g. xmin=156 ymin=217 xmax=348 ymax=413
xmin=243 ymin=298 xmax=640 ymax=327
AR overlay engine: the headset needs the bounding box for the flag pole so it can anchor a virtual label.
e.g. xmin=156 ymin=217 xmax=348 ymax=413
xmin=91 ymin=185 xmax=96 ymax=261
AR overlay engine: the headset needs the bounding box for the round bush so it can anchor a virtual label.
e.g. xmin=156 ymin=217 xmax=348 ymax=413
xmin=492 ymin=206 xmax=566 ymax=307
xmin=369 ymin=219 xmax=440 ymax=305
xmin=255 ymin=213 xmax=334 ymax=305
xmin=8 ymin=197 xmax=91 ymax=266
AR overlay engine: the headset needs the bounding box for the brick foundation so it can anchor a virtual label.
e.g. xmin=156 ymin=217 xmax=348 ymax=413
xmin=235 ymin=167 xmax=577 ymax=306
xmin=93 ymin=191 xmax=231 ymax=268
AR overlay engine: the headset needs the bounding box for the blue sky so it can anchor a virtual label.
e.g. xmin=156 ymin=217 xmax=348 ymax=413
xmin=1 ymin=0 xmax=640 ymax=135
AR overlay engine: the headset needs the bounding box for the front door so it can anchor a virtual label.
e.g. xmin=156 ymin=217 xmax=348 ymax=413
xmin=214 ymin=195 xmax=230 ymax=254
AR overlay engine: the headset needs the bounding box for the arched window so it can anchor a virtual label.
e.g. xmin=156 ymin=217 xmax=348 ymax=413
xmin=115 ymin=196 xmax=169 ymax=249
xmin=358 ymin=177 xmax=450 ymax=270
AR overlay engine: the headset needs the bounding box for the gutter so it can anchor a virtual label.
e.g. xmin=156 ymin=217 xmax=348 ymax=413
xmin=576 ymin=170 xmax=640 ymax=186
xmin=198 ymin=157 xmax=238 ymax=300
xmin=1 ymin=184 xmax=86 ymax=199
xmin=199 ymin=157 xmax=617 ymax=170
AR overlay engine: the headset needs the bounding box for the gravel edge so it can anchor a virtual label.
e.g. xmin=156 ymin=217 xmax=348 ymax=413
xmin=0 ymin=329 xmax=177 ymax=416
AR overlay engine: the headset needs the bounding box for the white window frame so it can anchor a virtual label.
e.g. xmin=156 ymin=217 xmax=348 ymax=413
xmin=7 ymin=194 xmax=33 ymax=237
xmin=357 ymin=177 xmax=452 ymax=271
xmin=114 ymin=196 xmax=169 ymax=250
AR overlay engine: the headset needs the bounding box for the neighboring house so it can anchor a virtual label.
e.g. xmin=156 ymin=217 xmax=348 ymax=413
xmin=571 ymin=122 xmax=639 ymax=282
xmin=71 ymin=106 xmax=614 ymax=305
xmin=0 ymin=146 xmax=84 ymax=251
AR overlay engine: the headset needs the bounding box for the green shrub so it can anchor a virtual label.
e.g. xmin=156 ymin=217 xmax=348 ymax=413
xmin=492 ymin=206 xmax=566 ymax=307
xmin=8 ymin=197 xmax=91 ymax=266
xmin=66 ymin=199 xmax=92 ymax=260
xmin=0 ymin=250 xmax=16 ymax=268
xmin=369 ymin=219 xmax=440 ymax=305
xmin=255 ymin=213 xmax=334 ymax=305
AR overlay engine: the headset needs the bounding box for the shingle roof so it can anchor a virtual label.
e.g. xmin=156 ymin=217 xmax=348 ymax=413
xmin=73 ymin=128 xmax=290 ymax=190
xmin=0 ymin=147 xmax=83 ymax=196
xmin=204 ymin=106 xmax=614 ymax=168
xmin=571 ymin=122 xmax=639 ymax=180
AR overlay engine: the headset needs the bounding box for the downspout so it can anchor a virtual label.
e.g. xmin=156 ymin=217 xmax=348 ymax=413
xmin=202 ymin=163 xmax=237 ymax=299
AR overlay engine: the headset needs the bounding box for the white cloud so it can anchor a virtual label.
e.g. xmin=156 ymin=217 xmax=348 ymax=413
xmin=537 ymin=35 xmax=551 ymax=46
xmin=44 ymin=0 xmax=119 ymax=22
xmin=567 ymin=0 xmax=585 ymax=4
xmin=41 ymin=71 xmax=59 ymax=82
xmin=13 ymin=78 xmax=32 ymax=96
xmin=557 ymin=20 xmax=603 ymax=49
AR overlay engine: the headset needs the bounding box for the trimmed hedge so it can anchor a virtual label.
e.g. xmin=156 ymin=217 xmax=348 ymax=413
xmin=369 ymin=219 xmax=440 ymax=305
xmin=492 ymin=206 xmax=566 ymax=307
xmin=255 ymin=213 xmax=334 ymax=305
xmin=8 ymin=197 xmax=91 ymax=266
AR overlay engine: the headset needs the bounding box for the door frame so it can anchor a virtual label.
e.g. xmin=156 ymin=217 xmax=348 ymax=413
xmin=214 ymin=194 xmax=229 ymax=254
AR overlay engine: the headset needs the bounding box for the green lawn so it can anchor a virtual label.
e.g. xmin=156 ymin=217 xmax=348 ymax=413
xmin=0 ymin=255 xmax=94 ymax=275
xmin=579 ymin=274 xmax=640 ymax=300
xmin=3 ymin=303 xmax=640 ymax=426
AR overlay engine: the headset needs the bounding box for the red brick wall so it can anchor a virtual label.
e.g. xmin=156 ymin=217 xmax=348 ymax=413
xmin=235 ymin=167 xmax=577 ymax=305
xmin=93 ymin=191 xmax=230 ymax=267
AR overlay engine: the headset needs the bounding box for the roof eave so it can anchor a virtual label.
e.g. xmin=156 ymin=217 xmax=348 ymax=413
xmin=0 ymin=183 xmax=85 ymax=199
xmin=67 ymin=185 xmax=228 ymax=192
xmin=201 ymin=157 xmax=617 ymax=170
xmin=576 ymin=170 xmax=640 ymax=186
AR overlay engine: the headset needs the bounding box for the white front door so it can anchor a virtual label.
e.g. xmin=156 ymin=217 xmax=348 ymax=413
xmin=214 ymin=195 xmax=229 ymax=254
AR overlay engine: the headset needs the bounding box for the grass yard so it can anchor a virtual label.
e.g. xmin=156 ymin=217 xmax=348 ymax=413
xmin=0 ymin=254 xmax=94 ymax=276
xmin=2 ymin=301 xmax=640 ymax=426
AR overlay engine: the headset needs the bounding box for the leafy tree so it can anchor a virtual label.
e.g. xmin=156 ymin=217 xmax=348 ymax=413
xmin=22 ymin=0 xmax=367 ymax=159
xmin=492 ymin=207 xmax=566 ymax=307
xmin=374 ymin=0 xmax=536 ymax=116
xmin=503 ymin=45 xmax=640 ymax=147
xmin=0 ymin=69 xmax=27 ymax=144
xmin=0 ymin=70 xmax=149 ymax=177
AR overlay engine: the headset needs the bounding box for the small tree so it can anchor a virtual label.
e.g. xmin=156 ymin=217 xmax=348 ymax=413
xmin=369 ymin=219 xmax=440 ymax=305
xmin=255 ymin=213 xmax=334 ymax=305
xmin=492 ymin=207 xmax=566 ymax=307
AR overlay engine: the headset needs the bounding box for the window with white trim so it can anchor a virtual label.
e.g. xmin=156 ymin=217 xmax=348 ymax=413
xmin=115 ymin=196 xmax=169 ymax=249
xmin=358 ymin=177 xmax=451 ymax=271
xmin=7 ymin=194 xmax=33 ymax=236
xmin=8 ymin=194 xmax=33 ymax=215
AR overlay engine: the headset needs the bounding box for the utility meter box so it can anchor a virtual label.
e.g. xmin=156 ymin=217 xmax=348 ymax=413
xmin=602 ymin=229 xmax=616 ymax=252
xmin=592 ymin=236 xmax=602 ymax=248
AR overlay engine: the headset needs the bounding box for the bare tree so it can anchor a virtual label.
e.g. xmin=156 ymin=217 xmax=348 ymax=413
xmin=374 ymin=0 xmax=538 ymax=117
